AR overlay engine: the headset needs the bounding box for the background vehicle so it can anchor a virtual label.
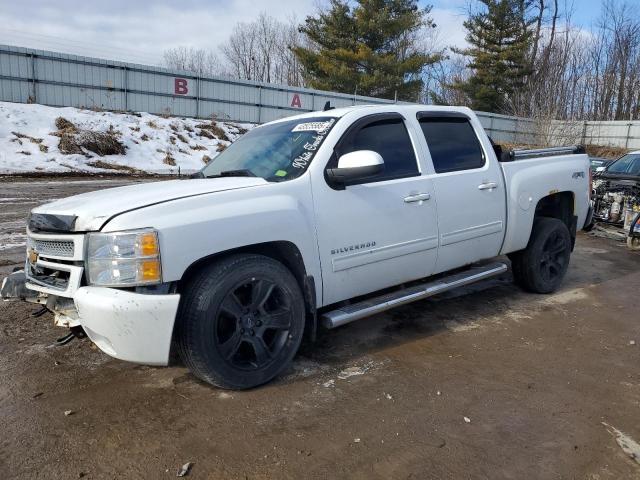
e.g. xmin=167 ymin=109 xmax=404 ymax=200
xmin=590 ymin=157 xmax=613 ymax=173
xmin=591 ymin=151 xmax=640 ymax=249
xmin=2 ymin=105 xmax=591 ymax=389
xmin=592 ymin=152 xmax=640 ymax=224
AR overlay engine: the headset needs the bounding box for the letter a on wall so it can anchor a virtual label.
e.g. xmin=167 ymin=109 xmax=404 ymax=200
xmin=291 ymin=93 xmax=302 ymax=108
xmin=175 ymin=78 xmax=189 ymax=95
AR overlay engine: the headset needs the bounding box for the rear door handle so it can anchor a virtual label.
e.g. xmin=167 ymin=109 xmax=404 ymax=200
xmin=478 ymin=182 xmax=498 ymax=191
xmin=404 ymin=193 xmax=431 ymax=203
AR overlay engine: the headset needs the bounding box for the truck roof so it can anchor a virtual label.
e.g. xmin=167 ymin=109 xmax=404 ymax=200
xmin=268 ymin=104 xmax=475 ymax=123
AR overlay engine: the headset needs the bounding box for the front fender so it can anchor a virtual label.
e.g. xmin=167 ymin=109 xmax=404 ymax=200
xmin=100 ymin=177 xmax=322 ymax=304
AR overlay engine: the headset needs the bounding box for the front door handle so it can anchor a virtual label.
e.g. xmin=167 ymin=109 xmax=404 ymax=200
xmin=404 ymin=193 xmax=431 ymax=203
xmin=478 ymin=182 xmax=499 ymax=191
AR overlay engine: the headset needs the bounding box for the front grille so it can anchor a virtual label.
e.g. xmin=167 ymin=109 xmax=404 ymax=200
xmin=33 ymin=239 xmax=75 ymax=258
xmin=24 ymin=232 xmax=84 ymax=297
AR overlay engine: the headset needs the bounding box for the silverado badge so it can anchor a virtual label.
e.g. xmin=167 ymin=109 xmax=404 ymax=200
xmin=331 ymin=242 xmax=376 ymax=255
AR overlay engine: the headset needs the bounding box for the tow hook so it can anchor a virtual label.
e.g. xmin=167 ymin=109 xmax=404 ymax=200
xmin=55 ymin=326 xmax=87 ymax=346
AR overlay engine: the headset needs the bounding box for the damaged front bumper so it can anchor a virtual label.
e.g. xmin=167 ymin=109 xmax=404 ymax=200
xmin=74 ymin=287 xmax=180 ymax=366
xmin=2 ymin=270 xmax=181 ymax=366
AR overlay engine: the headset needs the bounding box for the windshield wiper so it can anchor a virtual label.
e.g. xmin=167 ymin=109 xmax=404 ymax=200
xmin=205 ymin=169 xmax=257 ymax=179
xmin=221 ymin=169 xmax=256 ymax=177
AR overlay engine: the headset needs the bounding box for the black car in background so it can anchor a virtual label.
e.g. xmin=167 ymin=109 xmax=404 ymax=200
xmin=592 ymin=152 xmax=640 ymax=236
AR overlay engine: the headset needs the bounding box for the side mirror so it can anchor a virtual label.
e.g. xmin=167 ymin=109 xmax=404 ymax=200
xmin=326 ymin=150 xmax=384 ymax=187
xmin=596 ymin=166 xmax=606 ymax=172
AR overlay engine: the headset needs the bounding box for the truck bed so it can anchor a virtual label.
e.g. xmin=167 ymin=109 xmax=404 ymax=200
xmin=498 ymin=145 xmax=586 ymax=162
xmin=499 ymin=149 xmax=591 ymax=255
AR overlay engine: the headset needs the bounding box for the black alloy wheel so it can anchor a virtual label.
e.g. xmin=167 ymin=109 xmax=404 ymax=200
xmin=539 ymin=229 xmax=569 ymax=284
xmin=215 ymin=277 xmax=293 ymax=370
xmin=176 ymin=254 xmax=305 ymax=389
xmin=510 ymin=217 xmax=572 ymax=294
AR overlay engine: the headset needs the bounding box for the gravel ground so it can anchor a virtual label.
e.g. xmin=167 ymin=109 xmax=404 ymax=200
xmin=1 ymin=177 xmax=640 ymax=479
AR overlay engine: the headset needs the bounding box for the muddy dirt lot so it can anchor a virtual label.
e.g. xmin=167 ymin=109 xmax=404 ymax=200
xmin=1 ymin=177 xmax=640 ymax=479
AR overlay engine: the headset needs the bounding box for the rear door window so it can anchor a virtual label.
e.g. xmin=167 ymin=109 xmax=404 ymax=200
xmin=418 ymin=116 xmax=485 ymax=173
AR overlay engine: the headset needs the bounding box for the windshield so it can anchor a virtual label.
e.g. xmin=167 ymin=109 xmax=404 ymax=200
xmin=607 ymin=154 xmax=640 ymax=176
xmin=201 ymin=117 xmax=337 ymax=181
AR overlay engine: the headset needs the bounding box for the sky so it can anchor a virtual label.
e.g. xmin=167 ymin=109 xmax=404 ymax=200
xmin=0 ymin=0 xmax=606 ymax=66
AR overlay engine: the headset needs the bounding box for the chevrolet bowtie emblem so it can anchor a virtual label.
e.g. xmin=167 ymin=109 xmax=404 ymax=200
xmin=28 ymin=248 xmax=39 ymax=264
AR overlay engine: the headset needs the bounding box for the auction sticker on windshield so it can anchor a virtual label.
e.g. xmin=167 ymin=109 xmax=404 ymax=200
xmin=292 ymin=120 xmax=335 ymax=133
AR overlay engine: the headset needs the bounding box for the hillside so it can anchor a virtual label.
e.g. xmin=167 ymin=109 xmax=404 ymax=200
xmin=0 ymin=102 xmax=252 ymax=174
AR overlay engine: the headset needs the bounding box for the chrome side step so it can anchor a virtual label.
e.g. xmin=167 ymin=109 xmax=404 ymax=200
xmin=321 ymin=262 xmax=508 ymax=329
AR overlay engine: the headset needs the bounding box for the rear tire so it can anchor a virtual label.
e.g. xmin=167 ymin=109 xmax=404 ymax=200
xmin=176 ymin=254 xmax=305 ymax=389
xmin=510 ymin=217 xmax=572 ymax=294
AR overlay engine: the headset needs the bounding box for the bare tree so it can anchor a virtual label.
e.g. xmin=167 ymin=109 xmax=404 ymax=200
xmin=220 ymin=13 xmax=305 ymax=86
xmin=432 ymin=0 xmax=640 ymax=126
xmin=424 ymin=53 xmax=471 ymax=105
xmin=163 ymin=46 xmax=223 ymax=77
xmin=162 ymin=13 xmax=304 ymax=87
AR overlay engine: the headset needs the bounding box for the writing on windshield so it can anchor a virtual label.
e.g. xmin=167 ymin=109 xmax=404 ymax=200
xmin=201 ymin=117 xmax=337 ymax=181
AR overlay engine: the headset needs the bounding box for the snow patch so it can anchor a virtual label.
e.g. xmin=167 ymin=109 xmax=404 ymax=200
xmin=337 ymin=362 xmax=375 ymax=380
xmin=0 ymin=101 xmax=253 ymax=174
xmin=444 ymin=320 xmax=481 ymax=332
xmin=541 ymin=288 xmax=588 ymax=306
xmin=0 ymin=233 xmax=27 ymax=250
xmin=603 ymin=422 xmax=640 ymax=465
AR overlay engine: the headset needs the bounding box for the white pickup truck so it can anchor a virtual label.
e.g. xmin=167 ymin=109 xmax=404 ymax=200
xmin=2 ymin=105 xmax=592 ymax=389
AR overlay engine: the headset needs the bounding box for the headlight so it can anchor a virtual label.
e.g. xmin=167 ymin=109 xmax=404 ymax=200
xmin=86 ymin=229 xmax=162 ymax=286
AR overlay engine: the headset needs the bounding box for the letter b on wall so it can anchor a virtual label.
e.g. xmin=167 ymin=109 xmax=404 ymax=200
xmin=175 ymin=78 xmax=189 ymax=95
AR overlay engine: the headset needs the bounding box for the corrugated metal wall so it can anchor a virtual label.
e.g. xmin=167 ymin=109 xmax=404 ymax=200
xmin=1 ymin=44 xmax=638 ymax=149
xmin=0 ymin=44 xmax=394 ymax=124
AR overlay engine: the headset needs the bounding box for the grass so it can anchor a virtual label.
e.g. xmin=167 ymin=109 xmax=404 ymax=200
xmin=196 ymin=121 xmax=229 ymax=142
xmin=87 ymin=160 xmax=143 ymax=174
xmin=163 ymin=153 xmax=176 ymax=166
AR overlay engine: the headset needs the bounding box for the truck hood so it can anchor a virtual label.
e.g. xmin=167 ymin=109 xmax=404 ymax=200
xmin=30 ymin=177 xmax=268 ymax=232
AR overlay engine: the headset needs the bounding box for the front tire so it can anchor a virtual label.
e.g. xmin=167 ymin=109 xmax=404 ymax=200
xmin=176 ymin=254 xmax=305 ymax=389
xmin=510 ymin=217 xmax=572 ymax=294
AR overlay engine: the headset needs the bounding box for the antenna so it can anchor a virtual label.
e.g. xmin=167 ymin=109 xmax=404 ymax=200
xmin=323 ymin=101 xmax=334 ymax=111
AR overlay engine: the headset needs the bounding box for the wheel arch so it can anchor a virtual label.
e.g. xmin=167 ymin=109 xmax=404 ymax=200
xmin=503 ymin=190 xmax=578 ymax=256
xmin=533 ymin=191 xmax=577 ymax=249
xmin=176 ymin=240 xmax=318 ymax=342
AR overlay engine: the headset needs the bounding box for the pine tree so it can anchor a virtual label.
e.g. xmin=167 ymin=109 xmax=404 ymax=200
xmin=453 ymin=0 xmax=534 ymax=112
xmin=293 ymin=0 xmax=440 ymax=101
